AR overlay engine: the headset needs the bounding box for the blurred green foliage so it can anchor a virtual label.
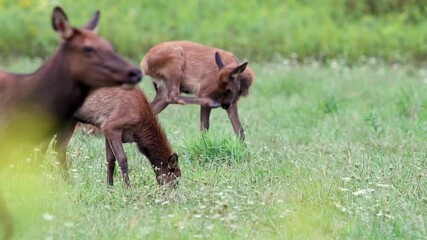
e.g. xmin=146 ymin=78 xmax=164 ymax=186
xmin=0 ymin=0 xmax=426 ymax=63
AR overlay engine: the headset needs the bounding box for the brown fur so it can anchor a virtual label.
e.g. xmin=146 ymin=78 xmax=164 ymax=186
xmin=140 ymin=41 xmax=255 ymax=140
xmin=0 ymin=9 xmax=142 ymax=129
xmin=0 ymin=7 xmax=142 ymax=239
xmin=57 ymin=87 xmax=181 ymax=186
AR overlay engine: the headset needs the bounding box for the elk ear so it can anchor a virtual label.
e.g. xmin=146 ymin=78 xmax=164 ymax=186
xmin=229 ymin=62 xmax=248 ymax=78
xmin=84 ymin=10 xmax=100 ymax=32
xmin=215 ymin=52 xmax=225 ymax=70
xmin=167 ymin=153 xmax=178 ymax=169
xmin=52 ymin=6 xmax=73 ymax=39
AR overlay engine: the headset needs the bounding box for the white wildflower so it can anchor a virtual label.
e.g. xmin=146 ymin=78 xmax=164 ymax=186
xmin=42 ymin=213 xmax=54 ymax=221
xmin=376 ymin=183 xmax=391 ymax=188
xmin=352 ymin=189 xmax=374 ymax=196
xmin=341 ymin=177 xmax=351 ymax=182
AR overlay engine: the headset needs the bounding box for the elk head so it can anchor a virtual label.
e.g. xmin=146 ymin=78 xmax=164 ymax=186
xmin=215 ymin=52 xmax=248 ymax=109
xmin=156 ymin=152 xmax=181 ymax=186
xmin=51 ymin=7 xmax=142 ymax=89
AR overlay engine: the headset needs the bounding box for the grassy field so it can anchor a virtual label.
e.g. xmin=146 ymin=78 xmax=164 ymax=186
xmin=1 ymin=58 xmax=427 ymax=239
xmin=0 ymin=1 xmax=427 ymax=63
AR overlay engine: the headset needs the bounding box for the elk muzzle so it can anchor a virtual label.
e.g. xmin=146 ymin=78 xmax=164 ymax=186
xmin=120 ymin=68 xmax=142 ymax=89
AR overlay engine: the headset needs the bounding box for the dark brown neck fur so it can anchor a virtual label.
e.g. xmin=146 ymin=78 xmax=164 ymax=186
xmin=134 ymin=90 xmax=173 ymax=169
xmin=25 ymin=44 xmax=91 ymax=130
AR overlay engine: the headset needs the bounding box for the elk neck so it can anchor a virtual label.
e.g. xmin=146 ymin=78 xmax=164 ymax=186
xmin=134 ymin=95 xmax=173 ymax=169
xmin=27 ymin=45 xmax=91 ymax=127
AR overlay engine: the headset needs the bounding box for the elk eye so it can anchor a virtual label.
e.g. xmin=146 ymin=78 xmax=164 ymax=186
xmin=83 ymin=46 xmax=95 ymax=54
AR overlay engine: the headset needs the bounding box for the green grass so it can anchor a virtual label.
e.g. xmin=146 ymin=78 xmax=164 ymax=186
xmin=0 ymin=1 xmax=427 ymax=63
xmin=1 ymin=58 xmax=427 ymax=239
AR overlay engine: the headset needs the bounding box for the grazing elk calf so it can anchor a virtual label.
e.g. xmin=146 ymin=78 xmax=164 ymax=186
xmin=0 ymin=7 xmax=141 ymax=239
xmin=57 ymin=87 xmax=181 ymax=187
xmin=140 ymin=41 xmax=254 ymax=141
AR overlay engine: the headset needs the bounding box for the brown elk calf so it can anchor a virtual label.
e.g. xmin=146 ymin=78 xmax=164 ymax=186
xmin=56 ymin=87 xmax=181 ymax=186
xmin=0 ymin=7 xmax=141 ymax=239
xmin=140 ymin=41 xmax=254 ymax=141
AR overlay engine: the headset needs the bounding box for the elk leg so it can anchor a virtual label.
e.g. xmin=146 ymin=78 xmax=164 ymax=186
xmin=174 ymin=96 xmax=221 ymax=108
xmin=163 ymin=65 xmax=184 ymax=104
xmin=226 ymin=103 xmax=245 ymax=141
xmin=103 ymin=129 xmax=130 ymax=186
xmin=150 ymin=83 xmax=170 ymax=114
xmin=105 ymin=137 xmax=116 ymax=186
xmin=150 ymin=82 xmax=162 ymax=108
xmin=0 ymin=193 xmax=13 ymax=240
xmin=151 ymin=97 xmax=169 ymax=114
xmin=200 ymin=106 xmax=212 ymax=131
xmin=169 ymin=85 xmax=181 ymax=103
xmin=55 ymin=119 xmax=78 ymax=180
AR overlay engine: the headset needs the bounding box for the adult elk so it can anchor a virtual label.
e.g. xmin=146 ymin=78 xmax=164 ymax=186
xmin=140 ymin=41 xmax=254 ymax=141
xmin=0 ymin=7 xmax=141 ymax=239
xmin=56 ymin=87 xmax=181 ymax=187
